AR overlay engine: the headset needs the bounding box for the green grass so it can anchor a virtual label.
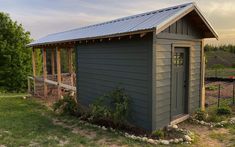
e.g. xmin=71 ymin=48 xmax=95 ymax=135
xmin=0 ymin=96 xmax=163 ymax=147
xmin=0 ymin=92 xmax=28 ymax=97
xmin=205 ymin=98 xmax=234 ymax=122
xmin=205 ymin=51 xmax=235 ymax=68
xmin=206 ymin=67 xmax=235 ymax=78
xmin=209 ymin=132 xmax=227 ymax=142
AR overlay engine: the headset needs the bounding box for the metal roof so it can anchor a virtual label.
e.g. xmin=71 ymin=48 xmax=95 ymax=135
xmin=29 ymin=2 xmax=218 ymax=46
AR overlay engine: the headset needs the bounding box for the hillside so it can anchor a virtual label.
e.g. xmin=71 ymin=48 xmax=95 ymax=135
xmin=205 ymin=51 xmax=235 ymax=68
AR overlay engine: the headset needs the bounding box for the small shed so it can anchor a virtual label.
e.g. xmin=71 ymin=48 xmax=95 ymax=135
xmin=29 ymin=2 xmax=218 ymax=131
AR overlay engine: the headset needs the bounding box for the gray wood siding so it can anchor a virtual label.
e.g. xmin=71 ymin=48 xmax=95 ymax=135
xmin=76 ymin=34 xmax=153 ymax=130
xmin=154 ymin=16 xmax=202 ymax=129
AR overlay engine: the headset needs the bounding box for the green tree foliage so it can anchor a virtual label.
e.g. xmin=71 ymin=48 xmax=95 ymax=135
xmin=205 ymin=44 xmax=235 ymax=53
xmin=0 ymin=12 xmax=32 ymax=92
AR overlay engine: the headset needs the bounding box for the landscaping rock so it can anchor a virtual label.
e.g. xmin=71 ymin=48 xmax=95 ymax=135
xmin=230 ymin=117 xmax=235 ymax=124
xmin=160 ymin=140 xmax=169 ymax=145
xmin=179 ymin=138 xmax=183 ymax=142
xmin=101 ymin=126 xmax=107 ymax=130
xmin=221 ymin=121 xmax=227 ymax=124
xmin=147 ymin=139 xmax=155 ymax=144
xmin=167 ymin=124 xmax=178 ymax=130
xmin=142 ymin=137 xmax=148 ymax=142
xmin=173 ymin=138 xmax=179 ymax=143
xmin=184 ymin=135 xmax=192 ymax=142
xmin=172 ymin=124 xmax=178 ymax=129
xmin=200 ymin=121 xmax=205 ymax=125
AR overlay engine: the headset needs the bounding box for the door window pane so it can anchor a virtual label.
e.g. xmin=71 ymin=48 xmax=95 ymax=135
xmin=174 ymin=52 xmax=184 ymax=66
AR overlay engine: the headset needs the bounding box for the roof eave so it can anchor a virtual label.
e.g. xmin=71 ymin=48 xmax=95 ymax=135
xmin=193 ymin=5 xmax=219 ymax=40
xmin=27 ymin=28 xmax=156 ymax=47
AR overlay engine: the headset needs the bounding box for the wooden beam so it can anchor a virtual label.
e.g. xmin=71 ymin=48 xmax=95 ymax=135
xmin=51 ymin=48 xmax=55 ymax=76
xmin=140 ymin=33 xmax=146 ymax=38
xmin=32 ymin=48 xmax=36 ymax=94
xmin=43 ymin=48 xmax=47 ymax=97
xmin=201 ymin=40 xmax=205 ymax=111
xmin=56 ymin=47 xmax=62 ymax=98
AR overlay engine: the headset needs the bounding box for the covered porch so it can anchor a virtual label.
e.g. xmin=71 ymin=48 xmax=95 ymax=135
xmin=28 ymin=43 xmax=77 ymax=101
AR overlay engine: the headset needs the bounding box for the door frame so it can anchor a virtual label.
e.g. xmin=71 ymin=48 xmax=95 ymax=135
xmin=170 ymin=43 xmax=192 ymax=122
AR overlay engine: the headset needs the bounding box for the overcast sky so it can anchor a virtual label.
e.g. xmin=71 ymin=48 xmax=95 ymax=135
xmin=0 ymin=0 xmax=234 ymax=45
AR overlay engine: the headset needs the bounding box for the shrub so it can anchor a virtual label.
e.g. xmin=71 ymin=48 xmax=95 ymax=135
xmin=194 ymin=109 xmax=207 ymax=121
xmin=152 ymin=130 xmax=164 ymax=139
xmin=90 ymin=87 xmax=130 ymax=125
xmin=216 ymin=107 xmax=232 ymax=115
xmin=53 ymin=94 xmax=81 ymax=116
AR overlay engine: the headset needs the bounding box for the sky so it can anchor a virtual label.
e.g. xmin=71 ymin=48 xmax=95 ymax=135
xmin=0 ymin=0 xmax=235 ymax=45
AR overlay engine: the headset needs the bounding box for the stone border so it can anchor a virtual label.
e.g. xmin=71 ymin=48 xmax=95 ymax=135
xmin=78 ymin=120 xmax=194 ymax=145
xmin=190 ymin=116 xmax=235 ymax=128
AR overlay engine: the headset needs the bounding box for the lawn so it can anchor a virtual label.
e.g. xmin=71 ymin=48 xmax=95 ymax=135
xmin=0 ymin=94 xmax=234 ymax=147
xmin=0 ymin=94 xmax=156 ymax=147
xmin=206 ymin=67 xmax=235 ymax=78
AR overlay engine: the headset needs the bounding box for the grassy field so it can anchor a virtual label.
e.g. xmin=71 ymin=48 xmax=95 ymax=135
xmin=0 ymin=94 xmax=158 ymax=147
xmin=206 ymin=67 xmax=235 ymax=78
xmin=0 ymin=94 xmax=235 ymax=146
xmin=205 ymin=50 xmax=235 ymax=78
xmin=205 ymin=51 xmax=235 ymax=68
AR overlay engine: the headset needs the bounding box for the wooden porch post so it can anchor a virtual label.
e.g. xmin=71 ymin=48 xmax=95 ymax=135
xmin=32 ymin=48 xmax=36 ymax=94
xmin=51 ymin=48 xmax=55 ymax=76
xmin=56 ymin=47 xmax=62 ymax=98
xmin=68 ymin=48 xmax=73 ymax=73
xmin=43 ymin=48 xmax=47 ymax=97
xmin=201 ymin=40 xmax=205 ymax=111
xmin=67 ymin=48 xmax=74 ymax=86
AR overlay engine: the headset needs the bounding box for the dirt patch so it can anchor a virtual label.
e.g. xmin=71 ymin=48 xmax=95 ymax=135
xmin=58 ymin=139 xmax=69 ymax=146
xmin=52 ymin=118 xmax=98 ymax=140
xmin=214 ymin=128 xmax=229 ymax=134
xmin=97 ymin=138 xmax=127 ymax=147
xmin=72 ymin=128 xmax=96 ymax=139
xmin=52 ymin=118 xmax=127 ymax=146
xmin=179 ymin=122 xmax=225 ymax=147
xmin=206 ymin=81 xmax=233 ymax=99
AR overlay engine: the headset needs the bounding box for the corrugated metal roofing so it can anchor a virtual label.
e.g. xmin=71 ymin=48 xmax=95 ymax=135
xmin=29 ymin=2 xmax=217 ymax=46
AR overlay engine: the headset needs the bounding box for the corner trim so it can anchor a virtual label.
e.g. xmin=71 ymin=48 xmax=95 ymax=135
xmin=152 ymin=29 xmax=157 ymax=130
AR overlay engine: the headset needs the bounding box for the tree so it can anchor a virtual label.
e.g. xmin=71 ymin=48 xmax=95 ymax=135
xmin=0 ymin=12 xmax=32 ymax=92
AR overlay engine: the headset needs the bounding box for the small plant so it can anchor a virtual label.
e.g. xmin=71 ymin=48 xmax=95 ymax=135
xmin=207 ymin=114 xmax=225 ymax=122
xmin=53 ymin=94 xmax=81 ymax=116
xmin=90 ymin=87 xmax=130 ymax=125
xmin=152 ymin=130 xmax=164 ymax=139
xmin=194 ymin=109 xmax=207 ymax=121
xmin=216 ymin=107 xmax=232 ymax=115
